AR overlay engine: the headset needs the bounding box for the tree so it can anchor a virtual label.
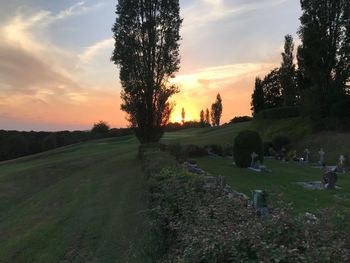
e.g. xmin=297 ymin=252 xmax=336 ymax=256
xmin=262 ymin=68 xmax=283 ymax=109
xmin=181 ymin=107 xmax=185 ymax=125
xmin=205 ymin=108 xmax=210 ymax=126
xmin=211 ymin=93 xmax=223 ymax=126
xmin=92 ymin=121 xmax=110 ymax=134
xmin=199 ymin=109 xmax=205 ymax=127
xmin=251 ymin=77 xmax=265 ymax=116
xmin=111 ymin=0 xmax=182 ymax=143
xmin=280 ymin=34 xmax=298 ymax=106
xmin=297 ymin=0 xmax=350 ymax=125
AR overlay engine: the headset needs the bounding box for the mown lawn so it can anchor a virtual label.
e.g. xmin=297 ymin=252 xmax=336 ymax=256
xmin=0 ymin=136 xmax=149 ymax=263
xmin=195 ymin=156 xmax=350 ymax=214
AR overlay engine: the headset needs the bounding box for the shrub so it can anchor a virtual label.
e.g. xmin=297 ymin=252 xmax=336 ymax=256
xmin=263 ymin=141 xmax=274 ymax=156
xmin=185 ymin=144 xmax=207 ymax=157
xmin=233 ymin=130 xmax=263 ymax=168
xmin=166 ymin=143 xmax=187 ymax=162
xmin=272 ymin=135 xmax=291 ymax=152
xmin=255 ymin=106 xmax=301 ymax=120
xmin=205 ymin=144 xmax=224 ymax=156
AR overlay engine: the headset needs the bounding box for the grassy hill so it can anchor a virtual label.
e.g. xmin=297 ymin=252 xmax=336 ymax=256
xmin=164 ymin=117 xmax=350 ymax=164
xmin=1 ymin=117 xmax=349 ymax=261
xmin=0 ymin=136 xmax=150 ymax=263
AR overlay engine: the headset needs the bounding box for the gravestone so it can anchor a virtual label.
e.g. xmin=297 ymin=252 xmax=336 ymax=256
xmin=303 ymin=148 xmax=310 ymax=162
xmin=337 ymin=155 xmax=346 ymax=173
xmin=322 ymin=172 xmax=337 ymax=190
xmin=318 ymin=148 xmax=325 ymax=165
xmin=250 ymin=152 xmax=259 ymax=168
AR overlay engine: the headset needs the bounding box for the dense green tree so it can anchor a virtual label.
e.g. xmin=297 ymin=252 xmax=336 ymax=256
xmin=280 ymin=35 xmax=298 ymax=106
xmin=251 ymin=77 xmax=265 ymax=115
xmin=297 ymin=0 xmax=350 ymax=125
xmin=210 ymin=93 xmax=223 ymax=126
xmin=112 ymin=0 xmax=182 ymax=143
xmin=199 ymin=109 xmax=205 ymax=127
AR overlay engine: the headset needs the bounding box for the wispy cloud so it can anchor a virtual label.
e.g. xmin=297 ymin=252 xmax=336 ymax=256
xmin=182 ymin=0 xmax=288 ymax=33
xmin=79 ymin=38 xmax=114 ymax=64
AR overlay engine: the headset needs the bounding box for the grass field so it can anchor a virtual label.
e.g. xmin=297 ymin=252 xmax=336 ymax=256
xmin=0 ymin=136 xmax=149 ymax=263
xmin=1 ymin=118 xmax=349 ymax=262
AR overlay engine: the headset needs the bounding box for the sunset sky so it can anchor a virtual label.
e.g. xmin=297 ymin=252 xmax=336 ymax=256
xmin=0 ymin=0 xmax=301 ymax=131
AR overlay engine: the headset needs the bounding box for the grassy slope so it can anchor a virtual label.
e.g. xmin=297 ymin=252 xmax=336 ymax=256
xmin=0 ymin=136 xmax=148 ymax=263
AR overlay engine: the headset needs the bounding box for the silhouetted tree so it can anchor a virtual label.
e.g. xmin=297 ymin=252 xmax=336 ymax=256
xmin=199 ymin=109 xmax=205 ymax=127
xmin=298 ymin=0 xmax=350 ymax=126
xmin=91 ymin=121 xmax=110 ymax=134
xmin=251 ymin=77 xmax=265 ymax=115
xmin=111 ymin=0 xmax=182 ymax=143
xmin=280 ymin=34 xmax=298 ymax=106
xmin=262 ymin=68 xmax=283 ymax=109
xmin=205 ymin=108 xmax=210 ymax=126
xmin=181 ymin=107 xmax=185 ymax=125
xmin=211 ymin=93 xmax=223 ymax=126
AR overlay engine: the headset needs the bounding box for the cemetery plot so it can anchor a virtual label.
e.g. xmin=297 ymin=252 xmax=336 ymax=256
xmin=194 ymin=156 xmax=350 ymax=214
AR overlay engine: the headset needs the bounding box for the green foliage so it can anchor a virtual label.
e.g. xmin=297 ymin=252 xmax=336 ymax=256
xmin=210 ymin=93 xmax=223 ymax=126
xmin=111 ymin=0 xmax=182 ymax=143
xmin=233 ymin=130 xmax=263 ymax=168
xmin=255 ymin=106 xmax=301 ymax=120
xmin=298 ymin=0 xmax=350 ymax=127
xmin=185 ymin=144 xmax=207 ymax=157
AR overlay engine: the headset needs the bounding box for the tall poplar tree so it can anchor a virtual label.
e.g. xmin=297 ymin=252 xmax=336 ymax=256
xmin=112 ymin=0 xmax=182 ymax=143
xmin=211 ymin=93 xmax=223 ymax=126
xmin=280 ymin=34 xmax=297 ymax=106
xmin=298 ymin=0 xmax=350 ymax=124
xmin=251 ymin=77 xmax=265 ymax=116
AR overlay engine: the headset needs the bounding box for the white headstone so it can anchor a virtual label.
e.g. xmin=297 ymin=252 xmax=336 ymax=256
xmin=318 ymin=148 xmax=325 ymax=164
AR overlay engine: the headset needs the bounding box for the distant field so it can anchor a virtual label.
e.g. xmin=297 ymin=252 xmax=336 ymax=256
xmin=0 ymin=136 xmax=149 ymax=263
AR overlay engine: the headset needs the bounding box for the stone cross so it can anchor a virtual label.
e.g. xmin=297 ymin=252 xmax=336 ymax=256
xmin=339 ymin=155 xmax=345 ymax=166
xmin=318 ymin=148 xmax=325 ymax=165
xmin=251 ymin=152 xmax=258 ymax=167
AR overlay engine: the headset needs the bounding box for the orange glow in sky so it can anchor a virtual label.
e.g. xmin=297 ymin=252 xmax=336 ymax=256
xmin=0 ymin=0 xmax=301 ymax=131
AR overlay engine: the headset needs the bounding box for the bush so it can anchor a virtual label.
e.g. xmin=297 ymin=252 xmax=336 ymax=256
xmin=185 ymin=144 xmax=207 ymax=157
xmin=255 ymin=106 xmax=301 ymax=120
xmin=166 ymin=143 xmax=187 ymax=162
xmin=205 ymin=144 xmax=224 ymax=156
xmin=263 ymin=141 xmax=274 ymax=156
xmin=272 ymin=135 xmax=291 ymax=152
xmin=233 ymin=130 xmax=263 ymax=168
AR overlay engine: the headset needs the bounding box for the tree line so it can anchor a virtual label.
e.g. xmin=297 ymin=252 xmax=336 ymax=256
xmin=251 ymin=0 xmax=350 ymax=130
xmin=0 ymin=123 xmax=132 ymax=162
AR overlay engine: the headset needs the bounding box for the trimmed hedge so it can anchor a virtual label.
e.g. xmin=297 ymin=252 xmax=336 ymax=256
xmin=234 ymin=130 xmax=263 ymax=168
xmin=255 ymin=106 xmax=301 ymax=120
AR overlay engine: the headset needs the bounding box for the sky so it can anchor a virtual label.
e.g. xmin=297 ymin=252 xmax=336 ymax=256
xmin=0 ymin=0 xmax=301 ymax=131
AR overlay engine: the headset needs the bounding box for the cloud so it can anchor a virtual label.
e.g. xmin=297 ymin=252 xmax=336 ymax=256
xmin=182 ymin=0 xmax=288 ymax=33
xmin=79 ymin=38 xmax=114 ymax=64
